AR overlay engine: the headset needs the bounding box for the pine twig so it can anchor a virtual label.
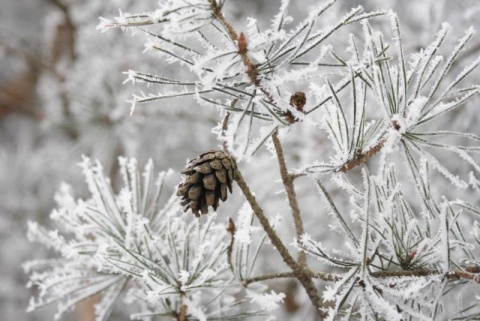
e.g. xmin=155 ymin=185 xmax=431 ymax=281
xmin=370 ymin=269 xmax=480 ymax=283
xmin=211 ymin=0 xmax=273 ymax=101
xmin=234 ymin=166 xmax=325 ymax=317
xmin=177 ymin=303 xmax=187 ymax=321
xmin=226 ymin=217 xmax=236 ymax=273
xmin=210 ymin=0 xmax=238 ymax=41
xmin=234 ymin=167 xmax=298 ymax=268
xmin=243 ymin=272 xmax=296 ymax=287
xmin=271 ymin=130 xmax=307 ymax=266
xmin=310 ymin=270 xmax=342 ymax=282
xmin=339 ymin=139 xmax=386 ymax=172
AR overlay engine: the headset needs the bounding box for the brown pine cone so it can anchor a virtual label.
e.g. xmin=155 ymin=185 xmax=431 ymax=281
xmin=177 ymin=150 xmax=235 ymax=217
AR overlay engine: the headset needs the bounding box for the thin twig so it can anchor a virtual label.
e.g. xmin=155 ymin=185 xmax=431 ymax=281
xmin=210 ymin=0 xmax=273 ymax=102
xmin=271 ymin=130 xmax=307 ymax=266
xmin=289 ymin=172 xmax=307 ymax=181
xmin=226 ymin=217 xmax=236 ymax=273
xmin=221 ymin=99 xmax=237 ymax=151
xmin=221 ymin=112 xmax=231 ymax=151
xmin=234 ymin=166 xmax=325 ymax=317
xmin=210 ymin=0 xmax=238 ymax=41
xmin=310 ymin=270 xmax=342 ymax=282
xmin=234 ymin=167 xmax=298 ymax=268
xmin=243 ymin=272 xmax=296 ymax=286
xmin=370 ymin=269 xmax=480 ymax=283
xmin=177 ymin=296 xmax=187 ymax=321
xmin=339 ymin=138 xmax=386 ymax=172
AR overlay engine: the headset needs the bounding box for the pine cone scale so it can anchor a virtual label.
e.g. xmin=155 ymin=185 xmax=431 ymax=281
xmin=220 ymin=184 xmax=228 ymax=201
xmin=194 ymin=163 xmax=212 ymax=174
xmin=184 ymin=172 xmax=201 ymax=184
xmin=215 ymin=168 xmax=227 ymax=184
xmin=203 ymin=174 xmax=217 ymax=190
xmin=188 ymin=185 xmax=202 ymax=199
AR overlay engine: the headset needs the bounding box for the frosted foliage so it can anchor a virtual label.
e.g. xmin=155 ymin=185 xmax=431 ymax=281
xmin=24 ymin=157 xmax=257 ymax=320
xmin=300 ymin=164 xmax=480 ymax=319
xmin=17 ymin=0 xmax=480 ymax=320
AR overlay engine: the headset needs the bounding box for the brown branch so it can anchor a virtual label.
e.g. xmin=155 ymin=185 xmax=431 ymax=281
xmin=271 ymin=130 xmax=307 ymax=266
xmin=226 ymin=217 xmax=235 ymax=273
xmin=243 ymin=267 xmax=480 ymax=288
xmin=45 ymin=0 xmax=76 ymax=62
xmin=234 ymin=166 xmax=325 ymax=317
xmin=210 ymin=0 xmax=238 ymax=41
xmin=234 ymin=167 xmax=298 ymax=269
xmin=243 ymin=272 xmax=296 ymax=287
xmin=310 ymin=270 xmax=342 ymax=282
xmin=289 ymin=172 xmax=307 ymax=181
xmin=177 ymin=296 xmax=187 ymax=321
xmin=211 ymin=0 xmax=274 ymax=102
xmin=339 ymin=139 xmax=386 ymax=172
xmin=370 ymin=269 xmax=480 ymax=283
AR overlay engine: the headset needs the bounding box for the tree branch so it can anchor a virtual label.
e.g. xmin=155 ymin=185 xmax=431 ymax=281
xmin=234 ymin=167 xmax=298 ymax=269
xmin=226 ymin=217 xmax=235 ymax=273
xmin=370 ymin=269 xmax=480 ymax=283
xmin=234 ymin=165 xmax=325 ymax=317
xmin=243 ymin=272 xmax=296 ymax=286
xmin=210 ymin=0 xmax=238 ymax=41
xmin=339 ymin=138 xmax=386 ymax=172
xmin=177 ymin=294 xmax=187 ymax=321
xmin=271 ymin=130 xmax=307 ymax=266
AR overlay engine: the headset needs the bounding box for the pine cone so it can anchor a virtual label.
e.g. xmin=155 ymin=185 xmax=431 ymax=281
xmin=177 ymin=150 xmax=235 ymax=217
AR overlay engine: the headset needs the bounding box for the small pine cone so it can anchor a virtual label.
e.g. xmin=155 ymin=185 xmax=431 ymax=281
xmin=286 ymin=92 xmax=306 ymax=124
xmin=177 ymin=150 xmax=236 ymax=217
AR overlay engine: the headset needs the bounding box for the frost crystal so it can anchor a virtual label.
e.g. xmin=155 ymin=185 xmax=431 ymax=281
xmin=246 ymin=290 xmax=286 ymax=312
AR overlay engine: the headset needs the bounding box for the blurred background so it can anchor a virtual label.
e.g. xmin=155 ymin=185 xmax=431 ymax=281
xmin=1 ymin=0 xmax=479 ymax=320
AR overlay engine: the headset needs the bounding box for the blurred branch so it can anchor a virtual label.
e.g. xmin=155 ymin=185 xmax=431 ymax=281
xmin=177 ymin=294 xmax=187 ymax=321
xmin=0 ymin=38 xmax=44 ymax=120
xmin=45 ymin=0 xmax=76 ymax=61
xmin=44 ymin=0 xmax=78 ymax=139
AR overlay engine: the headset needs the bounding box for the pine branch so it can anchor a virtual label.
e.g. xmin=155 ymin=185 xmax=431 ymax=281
xmin=233 ymin=166 xmax=298 ymax=269
xmin=243 ymin=272 xmax=296 ymax=286
xmin=271 ymin=130 xmax=307 ymax=266
xmin=210 ymin=0 xmax=274 ymax=102
xmin=370 ymin=269 xmax=480 ymax=283
xmin=339 ymin=138 xmax=386 ymax=172
xmin=234 ymin=165 xmax=325 ymax=317
xmin=177 ymin=294 xmax=187 ymax=321
xmin=242 ymin=270 xmax=343 ymax=286
xmin=226 ymin=217 xmax=235 ymax=273
xmin=210 ymin=0 xmax=238 ymax=41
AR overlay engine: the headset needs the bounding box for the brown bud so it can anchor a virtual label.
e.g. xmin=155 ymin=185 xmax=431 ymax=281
xmin=286 ymin=92 xmax=307 ymax=124
xmin=238 ymin=32 xmax=248 ymax=55
xmin=226 ymin=217 xmax=236 ymax=234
